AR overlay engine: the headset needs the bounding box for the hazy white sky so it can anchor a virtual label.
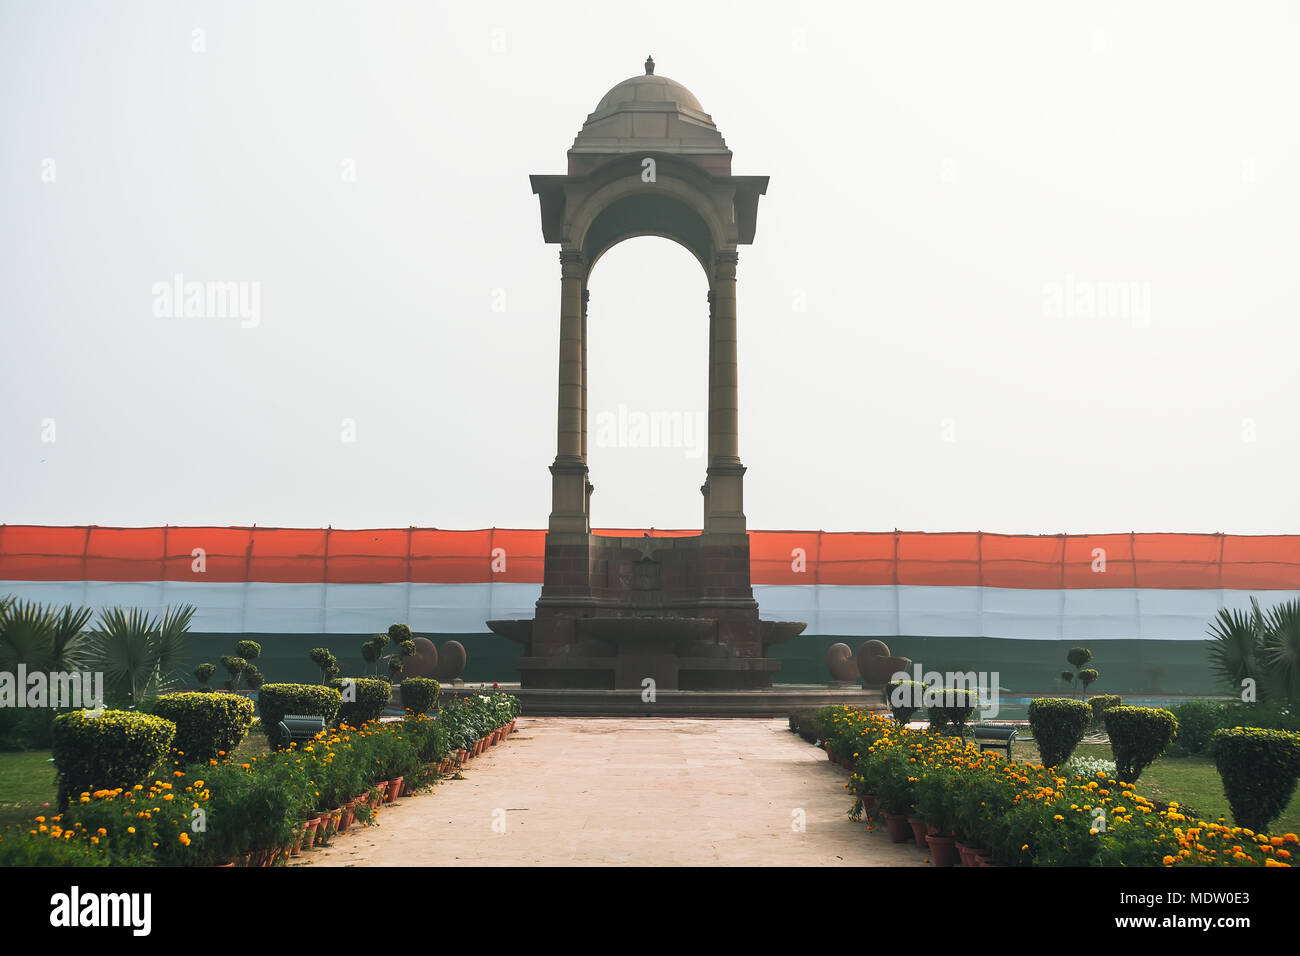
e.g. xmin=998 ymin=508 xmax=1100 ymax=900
xmin=2 ymin=1 xmax=1298 ymax=534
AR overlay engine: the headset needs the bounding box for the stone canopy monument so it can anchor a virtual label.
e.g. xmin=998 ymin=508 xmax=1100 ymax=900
xmin=488 ymin=58 xmax=805 ymax=692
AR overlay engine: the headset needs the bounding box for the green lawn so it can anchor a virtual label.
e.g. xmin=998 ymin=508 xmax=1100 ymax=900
xmin=0 ymin=750 xmax=58 ymax=831
xmin=1010 ymin=740 xmax=1300 ymax=835
xmin=0 ymin=733 xmax=268 ymax=833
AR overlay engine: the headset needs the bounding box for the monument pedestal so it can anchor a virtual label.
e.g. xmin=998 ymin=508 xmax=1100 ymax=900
xmin=489 ymin=531 xmax=804 ymax=691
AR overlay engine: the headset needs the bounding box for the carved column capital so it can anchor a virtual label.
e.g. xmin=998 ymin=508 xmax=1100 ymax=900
xmin=560 ymin=249 xmax=585 ymax=280
xmin=713 ymin=250 xmax=739 ymax=282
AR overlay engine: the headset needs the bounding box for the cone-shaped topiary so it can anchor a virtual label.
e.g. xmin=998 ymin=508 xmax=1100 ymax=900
xmin=1211 ymin=726 xmax=1300 ymax=831
xmin=1104 ymin=706 xmax=1178 ymax=783
xmin=884 ymin=680 xmax=926 ymax=725
xmin=1028 ymin=697 xmax=1092 ymax=767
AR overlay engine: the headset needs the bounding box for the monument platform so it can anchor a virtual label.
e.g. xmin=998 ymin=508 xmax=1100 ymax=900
xmin=438 ymin=683 xmax=886 ymax=718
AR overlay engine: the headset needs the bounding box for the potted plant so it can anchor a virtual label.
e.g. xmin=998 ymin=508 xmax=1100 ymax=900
xmin=914 ymin=766 xmax=962 ymax=866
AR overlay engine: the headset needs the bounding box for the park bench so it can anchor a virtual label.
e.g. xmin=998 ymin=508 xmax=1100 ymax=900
xmin=275 ymin=714 xmax=327 ymax=749
xmin=971 ymin=724 xmax=1018 ymax=759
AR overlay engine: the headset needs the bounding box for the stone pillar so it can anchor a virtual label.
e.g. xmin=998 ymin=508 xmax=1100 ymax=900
xmin=582 ymin=288 xmax=593 ymax=530
xmin=549 ymin=249 xmax=589 ymax=536
xmin=704 ymin=249 xmax=746 ymax=535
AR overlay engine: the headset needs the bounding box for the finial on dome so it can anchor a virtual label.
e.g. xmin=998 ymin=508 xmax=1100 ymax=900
xmin=645 ymin=54 xmax=655 ymax=75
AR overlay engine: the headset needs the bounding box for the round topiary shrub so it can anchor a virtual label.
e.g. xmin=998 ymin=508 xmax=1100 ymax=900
xmin=929 ymin=686 xmax=978 ymax=732
xmin=51 ymin=709 xmax=176 ymax=808
xmin=256 ymin=682 xmax=342 ymax=743
xmin=1088 ymin=694 xmax=1122 ymax=724
xmin=328 ymin=677 xmax=393 ymax=726
xmin=401 ymin=677 xmax=441 ymax=716
xmin=1028 ymin=698 xmax=1093 ymax=767
xmin=1211 ymin=726 xmax=1300 ymax=831
xmin=150 ymin=691 xmax=255 ymax=763
xmin=884 ymin=680 xmax=927 ymax=725
xmin=1104 ymin=706 xmax=1178 ymax=783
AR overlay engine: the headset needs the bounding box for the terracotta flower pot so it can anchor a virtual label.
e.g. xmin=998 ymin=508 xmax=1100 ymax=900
xmin=290 ymin=832 xmax=304 ymax=857
xmin=955 ymin=842 xmax=987 ymax=867
xmin=371 ymin=781 xmax=388 ymax=808
xmin=862 ymin=794 xmax=880 ymax=816
xmin=907 ymin=817 xmax=930 ymax=848
xmin=884 ymin=813 xmax=913 ymax=843
xmin=975 ymin=854 xmax=997 ymax=867
xmin=302 ymin=818 xmax=320 ymax=849
xmin=926 ymin=833 xmax=958 ymax=867
xmin=330 ymin=807 xmax=343 ymax=833
xmin=386 ymin=776 xmax=403 ymax=802
xmin=340 ymin=801 xmax=355 ymax=832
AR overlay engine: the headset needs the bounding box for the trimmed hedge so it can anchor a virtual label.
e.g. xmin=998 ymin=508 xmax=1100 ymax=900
xmin=1211 ymin=727 xmax=1300 ymax=831
xmin=928 ymin=687 xmax=978 ymax=731
xmin=1167 ymin=700 xmax=1232 ymax=756
xmin=51 ymin=709 xmax=176 ymax=808
xmin=401 ymin=677 xmax=441 ymax=716
xmin=256 ymin=683 xmax=342 ymax=743
xmin=329 ymin=677 xmax=392 ymax=726
xmin=789 ymin=709 xmax=824 ymax=744
xmin=150 ymin=691 xmax=255 ymax=763
xmin=1087 ymin=694 xmax=1122 ymax=724
xmin=884 ymin=680 xmax=926 ymax=726
xmin=1028 ymin=698 xmax=1092 ymax=767
xmin=1104 ymin=706 xmax=1178 ymax=783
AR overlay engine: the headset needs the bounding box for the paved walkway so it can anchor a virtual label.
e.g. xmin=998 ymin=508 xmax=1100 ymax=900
xmin=300 ymin=717 xmax=927 ymax=866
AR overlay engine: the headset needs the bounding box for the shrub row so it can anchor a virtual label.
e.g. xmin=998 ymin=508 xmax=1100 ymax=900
xmin=5 ymin=693 xmax=522 ymax=866
xmin=823 ymin=706 xmax=1298 ymax=867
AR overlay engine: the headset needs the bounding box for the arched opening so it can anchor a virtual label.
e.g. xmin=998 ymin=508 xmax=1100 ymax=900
xmin=585 ymin=236 xmax=709 ymax=529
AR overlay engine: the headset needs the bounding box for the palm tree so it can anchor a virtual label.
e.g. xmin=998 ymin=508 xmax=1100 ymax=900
xmin=84 ymin=604 xmax=194 ymax=708
xmin=0 ymin=598 xmax=92 ymax=672
xmin=1207 ymin=598 xmax=1267 ymax=698
xmin=1260 ymin=598 xmax=1300 ymax=706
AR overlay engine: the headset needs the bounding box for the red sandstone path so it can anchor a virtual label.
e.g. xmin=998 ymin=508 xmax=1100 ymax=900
xmin=298 ymin=717 xmax=927 ymax=867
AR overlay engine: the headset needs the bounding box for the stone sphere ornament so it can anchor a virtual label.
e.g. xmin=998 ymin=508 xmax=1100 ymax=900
xmin=825 ymin=643 xmax=859 ymax=682
xmin=435 ymin=640 xmax=467 ymax=682
xmin=404 ymin=638 xmax=438 ymax=679
xmin=856 ymin=640 xmax=912 ymax=686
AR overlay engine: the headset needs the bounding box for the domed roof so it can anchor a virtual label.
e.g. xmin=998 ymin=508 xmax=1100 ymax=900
xmin=594 ymin=74 xmax=705 ymax=115
xmin=569 ymin=56 xmax=730 ymax=163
